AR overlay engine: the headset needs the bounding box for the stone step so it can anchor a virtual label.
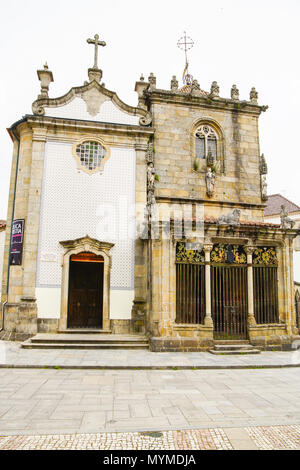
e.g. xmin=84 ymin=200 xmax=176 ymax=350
xmin=214 ymin=340 xmax=250 ymax=345
xmin=29 ymin=333 xmax=148 ymax=344
xmin=58 ymin=329 xmax=112 ymax=334
xmin=21 ymin=341 xmax=149 ymax=350
xmin=214 ymin=344 xmax=255 ymax=351
xmin=209 ymin=348 xmax=261 ymax=355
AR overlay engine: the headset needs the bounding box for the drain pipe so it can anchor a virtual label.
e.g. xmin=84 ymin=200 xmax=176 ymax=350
xmin=0 ymin=120 xmax=23 ymax=333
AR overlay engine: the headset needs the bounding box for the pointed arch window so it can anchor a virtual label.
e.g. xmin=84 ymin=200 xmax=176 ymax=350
xmin=195 ymin=125 xmax=217 ymax=160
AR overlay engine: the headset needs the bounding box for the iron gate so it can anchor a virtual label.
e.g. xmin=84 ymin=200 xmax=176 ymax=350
xmin=175 ymin=242 xmax=205 ymax=324
xmin=252 ymin=247 xmax=279 ymax=324
xmin=211 ymin=264 xmax=248 ymax=339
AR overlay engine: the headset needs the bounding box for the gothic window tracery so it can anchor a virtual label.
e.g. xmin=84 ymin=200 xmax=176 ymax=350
xmin=195 ymin=125 xmax=217 ymax=160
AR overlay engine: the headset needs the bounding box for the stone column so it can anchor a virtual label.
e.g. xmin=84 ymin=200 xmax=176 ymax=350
xmin=245 ymin=246 xmax=256 ymax=326
xmin=203 ymin=243 xmax=213 ymax=327
xmin=132 ymin=142 xmax=148 ymax=333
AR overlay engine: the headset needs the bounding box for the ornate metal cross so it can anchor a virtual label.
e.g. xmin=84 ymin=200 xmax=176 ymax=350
xmin=177 ymin=31 xmax=194 ymax=64
xmin=87 ymin=34 xmax=106 ymax=69
xmin=177 ymin=32 xmax=194 ymax=84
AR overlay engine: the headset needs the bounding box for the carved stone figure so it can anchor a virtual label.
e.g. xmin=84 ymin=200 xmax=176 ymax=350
xmin=170 ymin=75 xmax=178 ymax=91
xmin=231 ymin=84 xmax=239 ymax=101
xmin=250 ymin=87 xmax=258 ymax=104
xmin=210 ymin=81 xmax=219 ymax=97
xmin=259 ymin=153 xmax=268 ymax=175
xmin=147 ymin=163 xmax=155 ymax=191
xmin=191 ymin=79 xmax=200 ymax=92
xmin=261 ymin=175 xmax=268 ymax=201
xmin=146 ymin=143 xmax=154 ymax=164
xmin=218 ymin=209 xmax=241 ymax=226
xmin=148 ymin=73 xmax=156 ymax=90
xmin=280 ymin=205 xmax=295 ymax=229
xmin=206 ymin=167 xmax=215 ymax=198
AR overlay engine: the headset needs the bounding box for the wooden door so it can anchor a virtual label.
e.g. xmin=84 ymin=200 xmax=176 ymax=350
xmin=68 ymin=253 xmax=104 ymax=329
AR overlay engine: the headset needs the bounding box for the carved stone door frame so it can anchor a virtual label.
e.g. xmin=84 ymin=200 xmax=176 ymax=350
xmin=58 ymin=236 xmax=114 ymax=331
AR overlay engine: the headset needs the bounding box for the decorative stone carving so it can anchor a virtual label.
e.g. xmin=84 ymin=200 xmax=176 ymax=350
xmin=280 ymin=205 xmax=295 ymax=229
xmin=191 ymin=79 xmax=200 ymax=94
xmin=147 ymin=162 xmax=155 ymax=192
xmin=170 ymin=75 xmax=178 ymax=91
xmin=231 ymin=84 xmax=239 ymax=101
xmin=261 ymin=174 xmax=268 ymax=201
xmin=146 ymin=143 xmax=154 ymax=164
xmin=259 ymin=153 xmax=268 ymax=175
xmin=147 ymin=141 xmax=156 ymax=206
xmin=217 ymin=209 xmax=241 ymax=226
xmin=81 ymin=87 xmax=109 ymax=117
xmin=250 ymin=87 xmax=258 ymax=104
xmin=210 ymin=81 xmax=219 ymax=97
xmin=37 ymin=63 xmax=54 ymax=99
xmin=32 ymin=80 xmax=152 ymax=126
xmin=148 ymin=73 xmax=156 ymax=90
xmin=86 ymin=34 xmax=106 ymax=83
xmin=205 ymin=167 xmax=215 ymax=198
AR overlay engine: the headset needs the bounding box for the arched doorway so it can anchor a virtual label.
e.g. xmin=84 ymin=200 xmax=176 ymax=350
xmin=67 ymin=252 xmax=104 ymax=329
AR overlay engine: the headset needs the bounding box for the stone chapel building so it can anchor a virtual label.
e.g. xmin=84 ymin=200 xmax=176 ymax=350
xmin=1 ymin=35 xmax=299 ymax=350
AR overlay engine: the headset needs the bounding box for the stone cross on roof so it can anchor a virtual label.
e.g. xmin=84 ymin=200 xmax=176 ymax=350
xmin=87 ymin=34 xmax=106 ymax=69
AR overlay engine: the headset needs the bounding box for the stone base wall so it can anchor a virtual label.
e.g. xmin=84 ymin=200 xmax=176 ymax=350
xmin=150 ymin=336 xmax=214 ymax=352
xmin=37 ymin=318 xmax=59 ymax=333
xmin=110 ymin=320 xmax=131 ymax=335
xmin=249 ymin=324 xmax=297 ymax=350
xmin=149 ymin=323 xmax=214 ymax=351
xmin=0 ymin=300 xmax=38 ymax=341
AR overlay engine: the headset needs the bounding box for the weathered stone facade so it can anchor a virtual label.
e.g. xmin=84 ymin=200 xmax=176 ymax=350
xmin=1 ymin=40 xmax=299 ymax=349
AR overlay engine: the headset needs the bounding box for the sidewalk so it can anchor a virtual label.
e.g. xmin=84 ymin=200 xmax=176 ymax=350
xmin=0 ymin=341 xmax=299 ymax=369
xmin=1 ymin=425 xmax=299 ymax=450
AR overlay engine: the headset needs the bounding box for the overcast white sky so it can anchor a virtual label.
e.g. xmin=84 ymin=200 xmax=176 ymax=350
xmin=0 ymin=0 xmax=299 ymax=219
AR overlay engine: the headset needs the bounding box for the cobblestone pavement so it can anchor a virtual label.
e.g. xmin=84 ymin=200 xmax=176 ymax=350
xmin=0 ymin=425 xmax=299 ymax=450
xmin=0 ymin=368 xmax=300 ymax=436
xmin=0 ymin=341 xmax=300 ymax=369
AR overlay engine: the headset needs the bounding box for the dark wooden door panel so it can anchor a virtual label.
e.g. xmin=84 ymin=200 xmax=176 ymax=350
xmin=68 ymin=260 xmax=103 ymax=329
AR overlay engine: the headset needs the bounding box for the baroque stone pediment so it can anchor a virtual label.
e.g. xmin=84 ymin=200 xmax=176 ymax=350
xmin=32 ymin=80 xmax=152 ymax=126
xmin=59 ymin=235 xmax=115 ymax=254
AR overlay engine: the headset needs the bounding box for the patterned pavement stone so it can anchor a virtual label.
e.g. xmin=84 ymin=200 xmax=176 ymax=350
xmin=0 ymin=426 xmax=298 ymax=450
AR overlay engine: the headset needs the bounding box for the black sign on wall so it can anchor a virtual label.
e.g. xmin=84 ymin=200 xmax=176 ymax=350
xmin=10 ymin=219 xmax=25 ymax=266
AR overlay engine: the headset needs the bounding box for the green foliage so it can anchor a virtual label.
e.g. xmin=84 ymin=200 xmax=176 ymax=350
xmin=193 ymin=159 xmax=199 ymax=171
xmin=154 ymin=174 xmax=159 ymax=182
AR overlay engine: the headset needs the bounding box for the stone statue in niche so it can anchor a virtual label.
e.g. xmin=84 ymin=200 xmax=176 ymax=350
xmin=218 ymin=209 xmax=241 ymax=226
xmin=280 ymin=205 xmax=295 ymax=229
xmin=261 ymin=175 xmax=268 ymax=201
xmin=147 ymin=163 xmax=155 ymax=191
xmin=206 ymin=167 xmax=215 ymax=198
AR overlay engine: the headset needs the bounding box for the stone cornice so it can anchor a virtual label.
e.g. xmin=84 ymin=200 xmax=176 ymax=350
xmin=17 ymin=115 xmax=155 ymax=139
xmin=32 ymin=80 xmax=152 ymax=126
xmin=146 ymin=89 xmax=268 ymax=116
xmin=156 ymin=195 xmax=265 ymax=210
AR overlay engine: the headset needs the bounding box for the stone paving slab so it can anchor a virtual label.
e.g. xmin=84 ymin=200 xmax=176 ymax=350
xmin=0 ymin=425 xmax=299 ymax=450
xmin=0 ymin=341 xmax=300 ymax=369
xmin=0 ymin=368 xmax=300 ymax=436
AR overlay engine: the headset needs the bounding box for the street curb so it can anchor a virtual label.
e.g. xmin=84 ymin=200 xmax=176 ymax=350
xmin=0 ymin=364 xmax=299 ymax=370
